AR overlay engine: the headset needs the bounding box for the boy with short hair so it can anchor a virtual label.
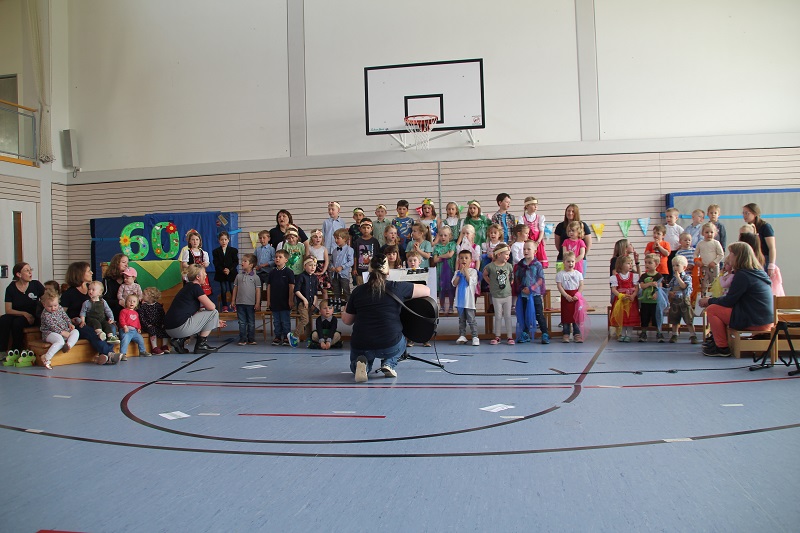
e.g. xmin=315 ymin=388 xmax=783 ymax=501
xmin=452 ymin=249 xmax=479 ymax=346
xmin=645 ymin=225 xmax=671 ymax=277
xmin=349 ymin=208 xmax=365 ymax=244
xmin=638 ymin=254 xmax=664 ymax=343
xmin=667 ymin=255 xmax=698 ymax=344
xmin=328 ymin=228 xmax=354 ymax=311
xmin=514 ymin=240 xmax=549 ymax=344
xmin=322 ymin=201 xmax=347 ymax=255
xmin=707 ymin=204 xmax=727 ymax=249
xmin=255 ymin=230 xmax=275 ymax=289
xmin=392 ymin=199 xmax=414 ymax=250
xmin=289 ymin=257 xmax=319 ymax=347
xmin=491 ymin=193 xmax=517 ymax=243
xmin=311 ymin=299 xmax=341 ymax=350
xmin=373 ymin=204 xmax=390 ymax=247
xmin=353 ymin=218 xmax=381 ymax=286
xmin=232 ymin=253 xmax=261 ymax=346
xmin=267 ymin=249 xmax=295 ymax=346
xmin=664 ymin=208 xmax=683 ymax=280
xmin=685 ymin=209 xmax=705 ymax=247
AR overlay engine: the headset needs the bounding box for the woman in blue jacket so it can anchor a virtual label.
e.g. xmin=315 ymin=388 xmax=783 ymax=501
xmin=699 ymin=242 xmax=774 ymax=357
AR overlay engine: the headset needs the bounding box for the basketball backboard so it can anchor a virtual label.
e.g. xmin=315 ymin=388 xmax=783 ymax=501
xmin=364 ymin=58 xmax=485 ymax=136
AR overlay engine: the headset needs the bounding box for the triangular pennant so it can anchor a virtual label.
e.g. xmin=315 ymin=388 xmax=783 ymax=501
xmin=638 ymin=218 xmax=650 ymax=236
xmin=591 ymin=223 xmax=605 ymax=240
xmin=618 ymin=219 xmax=631 ymax=238
xmin=544 ymin=223 xmax=555 ymax=239
xmin=248 ymin=231 xmax=259 ymax=249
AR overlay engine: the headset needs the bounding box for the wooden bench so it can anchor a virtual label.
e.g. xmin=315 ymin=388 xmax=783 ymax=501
xmin=22 ymin=326 xmax=156 ymax=367
xmin=729 ymin=295 xmax=800 ymax=361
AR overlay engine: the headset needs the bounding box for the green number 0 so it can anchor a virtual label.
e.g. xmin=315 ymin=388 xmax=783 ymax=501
xmin=152 ymin=222 xmax=180 ymax=259
xmin=120 ymin=222 xmax=148 ymax=260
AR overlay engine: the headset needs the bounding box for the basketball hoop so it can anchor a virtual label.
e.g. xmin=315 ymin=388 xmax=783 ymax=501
xmin=404 ymin=114 xmax=439 ymax=149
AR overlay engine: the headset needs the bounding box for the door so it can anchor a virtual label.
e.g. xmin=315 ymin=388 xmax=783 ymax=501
xmin=0 ymin=199 xmax=39 ymax=298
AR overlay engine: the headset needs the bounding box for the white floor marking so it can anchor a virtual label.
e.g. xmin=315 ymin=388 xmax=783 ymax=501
xmin=506 ymin=378 xmax=529 ymax=381
xmin=333 ymin=411 xmax=356 ymax=414
xmin=481 ymin=404 xmax=515 ymax=413
xmin=242 ymin=364 xmax=268 ymax=369
xmin=663 ymin=438 xmax=693 ymax=442
xmin=159 ymin=411 xmax=190 ymax=420
xmin=500 ymin=415 xmax=525 ymax=419
xmin=53 ymin=395 xmax=71 ymax=398
xmin=721 ymin=404 xmax=744 ymax=407
xmin=25 ymin=429 xmax=43 ymax=433
xmin=197 ymin=413 xmax=221 ymax=416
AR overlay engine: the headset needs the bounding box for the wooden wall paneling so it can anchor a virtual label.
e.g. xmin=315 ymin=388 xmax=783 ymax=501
xmin=51 ymin=183 xmax=70 ymax=282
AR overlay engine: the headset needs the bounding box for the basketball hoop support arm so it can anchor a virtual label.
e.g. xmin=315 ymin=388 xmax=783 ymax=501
xmin=390 ymin=130 xmax=477 ymax=151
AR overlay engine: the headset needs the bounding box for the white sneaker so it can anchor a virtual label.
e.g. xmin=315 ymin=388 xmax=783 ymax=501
xmin=456 ymin=336 xmax=468 ymax=344
xmin=379 ymin=365 xmax=397 ymax=378
xmin=472 ymin=337 xmax=480 ymax=346
xmin=355 ymin=355 xmax=368 ymax=383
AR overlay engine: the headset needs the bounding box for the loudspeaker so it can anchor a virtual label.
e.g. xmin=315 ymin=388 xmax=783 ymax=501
xmin=60 ymin=129 xmax=80 ymax=170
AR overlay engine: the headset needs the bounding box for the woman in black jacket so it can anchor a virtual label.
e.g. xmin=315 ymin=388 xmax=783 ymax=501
xmin=699 ymin=242 xmax=774 ymax=357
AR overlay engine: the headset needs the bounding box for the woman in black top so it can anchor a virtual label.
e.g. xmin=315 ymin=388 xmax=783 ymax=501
xmin=270 ymin=210 xmax=308 ymax=249
xmin=164 ymin=264 xmax=226 ymax=354
xmin=342 ymin=254 xmax=429 ymax=383
xmin=60 ymin=261 xmax=117 ymax=364
xmin=553 ymin=203 xmax=593 ymax=263
xmin=0 ymin=262 xmax=45 ymax=353
xmin=102 ymin=253 xmax=128 ymax=321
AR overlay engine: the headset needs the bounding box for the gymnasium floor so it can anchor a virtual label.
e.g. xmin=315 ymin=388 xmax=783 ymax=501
xmin=1 ymin=315 xmax=799 ymax=532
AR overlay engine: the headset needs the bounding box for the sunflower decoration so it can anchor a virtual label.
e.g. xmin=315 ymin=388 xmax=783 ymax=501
xmin=120 ymin=235 xmax=131 ymax=246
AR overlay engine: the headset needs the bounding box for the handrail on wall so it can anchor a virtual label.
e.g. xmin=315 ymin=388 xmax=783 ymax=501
xmin=0 ymin=98 xmax=38 ymax=113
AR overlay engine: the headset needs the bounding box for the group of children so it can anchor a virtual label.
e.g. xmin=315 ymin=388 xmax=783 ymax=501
xmin=237 ymin=194 xmax=567 ymax=348
xmin=608 ymin=204 xmax=732 ymax=344
xmin=36 ymin=271 xmax=170 ymax=369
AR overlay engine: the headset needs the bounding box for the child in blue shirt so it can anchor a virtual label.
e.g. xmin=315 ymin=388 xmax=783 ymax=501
xmin=328 ymin=228 xmax=354 ymax=312
xmin=513 ymin=240 xmax=549 ymax=344
xmin=255 ymin=230 xmax=275 ymax=288
xmin=392 ymin=199 xmax=414 ymax=250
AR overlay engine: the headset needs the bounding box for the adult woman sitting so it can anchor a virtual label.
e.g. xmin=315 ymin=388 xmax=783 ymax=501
xmin=553 ymin=203 xmax=592 ymax=267
xmin=699 ymin=242 xmax=774 ymax=357
xmin=102 ymin=253 xmax=128 ymax=321
xmin=742 ymin=202 xmax=778 ymax=274
xmin=0 ymin=262 xmax=45 ymax=356
xmin=165 ymin=264 xmax=226 ymax=354
xmin=269 ymin=209 xmax=308 ymax=249
xmin=60 ymin=261 xmax=117 ymax=364
xmin=342 ymin=253 xmax=430 ymax=383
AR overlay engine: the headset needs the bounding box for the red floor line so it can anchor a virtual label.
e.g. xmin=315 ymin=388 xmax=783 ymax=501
xmin=238 ymin=413 xmax=386 ymax=419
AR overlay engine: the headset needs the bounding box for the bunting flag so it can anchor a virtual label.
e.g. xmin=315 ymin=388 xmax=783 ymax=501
xmin=249 ymin=231 xmax=259 ymax=249
xmin=544 ymin=223 xmax=555 ymax=239
xmin=638 ymin=217 xmax=650 ymax=236
xmin=591 ymin=223 xmax=605 ymax=240
xmin=618 ymin=219 xmax=631 ymax=238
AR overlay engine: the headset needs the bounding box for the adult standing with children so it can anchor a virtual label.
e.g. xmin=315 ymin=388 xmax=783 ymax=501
xmin=341 ymin=253 xmax=430 ymax=383
xmin=102 ymin=253 xmax=128 ymax=321
xmin=554 ymin=204 xmax=593 ymax=266
xmin=0 ymin=262 xmax=45 ymax=355
xmin=698 ymin=242 xmax=774 ymax=357
xmin=742 ymin=203 xmax=777 ymax=271
xmin=270 ymin=209 xmax=308 ymax=249
xmin=165 ymin=264 xmax=226 ymax=354
xmin=60 ymin=261 xmax=118 ymax=365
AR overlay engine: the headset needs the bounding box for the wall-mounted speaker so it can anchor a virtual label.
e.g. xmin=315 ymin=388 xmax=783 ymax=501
xmin=60 ymin=129 xmax=80 ymax=170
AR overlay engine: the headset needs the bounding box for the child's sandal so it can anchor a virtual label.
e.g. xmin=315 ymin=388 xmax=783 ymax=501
xmin=490 ymin=337 xmax=501 ymax=345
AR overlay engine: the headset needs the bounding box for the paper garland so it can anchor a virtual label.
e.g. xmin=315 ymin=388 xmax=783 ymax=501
xmin=249 ymin=231 xmax=259 ymax=249
xmin=638 ymin=218 xmax=650 ymax=236
xmin=618 ymin=219 xmax=631 ymax=238
xmin=544 ymin=223 xmax=555 ymax=239
xmin=591 ymin=223 xmax=605 ymax=240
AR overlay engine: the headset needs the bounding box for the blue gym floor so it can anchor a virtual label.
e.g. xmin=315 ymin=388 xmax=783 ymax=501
xmin=2 ymin=316 xmax=799 ymax=532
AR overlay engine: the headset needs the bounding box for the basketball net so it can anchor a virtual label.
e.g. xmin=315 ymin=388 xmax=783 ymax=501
xmin=404 ymin=115 xmax=438 ymax=150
